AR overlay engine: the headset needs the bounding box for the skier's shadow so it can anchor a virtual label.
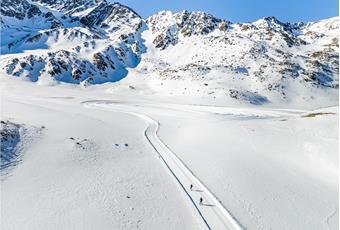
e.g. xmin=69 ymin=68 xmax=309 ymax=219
xmin=192 ymin=189 xmax=203 ymax=192
xmin=202 ymin=203 xmax=215 ymax=207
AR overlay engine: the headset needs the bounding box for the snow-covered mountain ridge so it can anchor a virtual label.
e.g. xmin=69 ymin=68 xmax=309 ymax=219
xmin=1 ymin=0 xmax=145 ymax=84
xmin=0 ymin=0 xmax=338 ymax=106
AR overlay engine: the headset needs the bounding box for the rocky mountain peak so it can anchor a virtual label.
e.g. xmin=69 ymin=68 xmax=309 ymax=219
xmin=253 ymin=16 xmax=294 ymax=33
xmin=147 ymin=10 xmax=230 ymax=49
xmin=1 ymin=0 xmax=44 ymax=20
xmin=80 ymin=1 xmax=141 ymax=29
xmin=0 ymin=0 xmax=62 ymax=29
xmin=31 ymin=0 xmax=100 ymax=14
xmin=174 ymin=10 xmax=222 ymax=36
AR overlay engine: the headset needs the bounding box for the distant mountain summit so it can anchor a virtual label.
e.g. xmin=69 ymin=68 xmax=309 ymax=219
xmin=31 ymin=0 xmax=99 ymax=14
xmin=0 ymin=0 xmax=338 ymax=105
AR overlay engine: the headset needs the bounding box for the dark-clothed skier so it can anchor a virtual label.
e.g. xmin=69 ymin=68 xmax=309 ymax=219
xmin=199 ymin=197 xmax=203 ymax=205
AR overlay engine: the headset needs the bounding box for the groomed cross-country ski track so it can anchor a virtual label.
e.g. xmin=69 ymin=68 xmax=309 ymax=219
xmin=83 ymin=100 xmax=244 ymax=230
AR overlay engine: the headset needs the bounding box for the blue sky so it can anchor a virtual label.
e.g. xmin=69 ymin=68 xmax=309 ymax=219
xmin=117 ymin=0 xmax=338 ymax=22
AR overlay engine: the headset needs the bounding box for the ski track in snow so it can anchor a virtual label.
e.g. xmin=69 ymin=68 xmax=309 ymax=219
xmin=326 ymin=208 xmax=338 ymax=230
xmin=2 ymin=96 xmax=205 ymax=230
xmin=1 ymin=82 xmax=337 ymax=230
xmin=83 ymin=100 xmax=285 ymax=230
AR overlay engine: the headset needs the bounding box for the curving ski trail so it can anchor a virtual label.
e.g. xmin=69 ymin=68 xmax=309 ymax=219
xmin=84 ymin=101 xmax=244 ymax=230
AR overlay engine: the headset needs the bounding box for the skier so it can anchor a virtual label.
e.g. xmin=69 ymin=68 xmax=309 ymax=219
xmin=190 ymin=184 xmax=193 ymax=190
xmin=199 ymin=197 xmax=203 ymax=205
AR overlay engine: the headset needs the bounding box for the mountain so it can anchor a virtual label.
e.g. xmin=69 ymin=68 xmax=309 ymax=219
xmin=0 ymin=0 xmax=338 ymax=106
xmin=1 ymin=0 xmax=145 ymax=84
xmin=30 ymin=0 xmax=99 ymax=15
xmin=121 ymin=11 xmax=338 ymax=106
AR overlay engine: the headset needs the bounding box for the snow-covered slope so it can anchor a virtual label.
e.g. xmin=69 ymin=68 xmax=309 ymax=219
xmin=0 ymin=1 xmax=338 ymax=107
xmin=0 ymin=78 xmax=338 ymax=230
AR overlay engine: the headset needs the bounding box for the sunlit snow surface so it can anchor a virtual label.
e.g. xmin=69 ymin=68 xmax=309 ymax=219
xmin=0 ymin=78 xmax=338 ymax=230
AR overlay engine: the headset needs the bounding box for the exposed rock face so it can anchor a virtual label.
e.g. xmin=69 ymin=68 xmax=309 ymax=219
xmin=1 ymin=0 xmax=42 ymax=19
xmin=147 ymin=11 xmax=229 ymax=49
xmin=31 ymin=0 xmax=99 ymax=14
xmin=80 ymin=2 xmax=141 ymax=28
xmin=0 ymin=0 xmax=62 ymax=26
xmin=0 ymin=121 xmax=22 ymax=169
